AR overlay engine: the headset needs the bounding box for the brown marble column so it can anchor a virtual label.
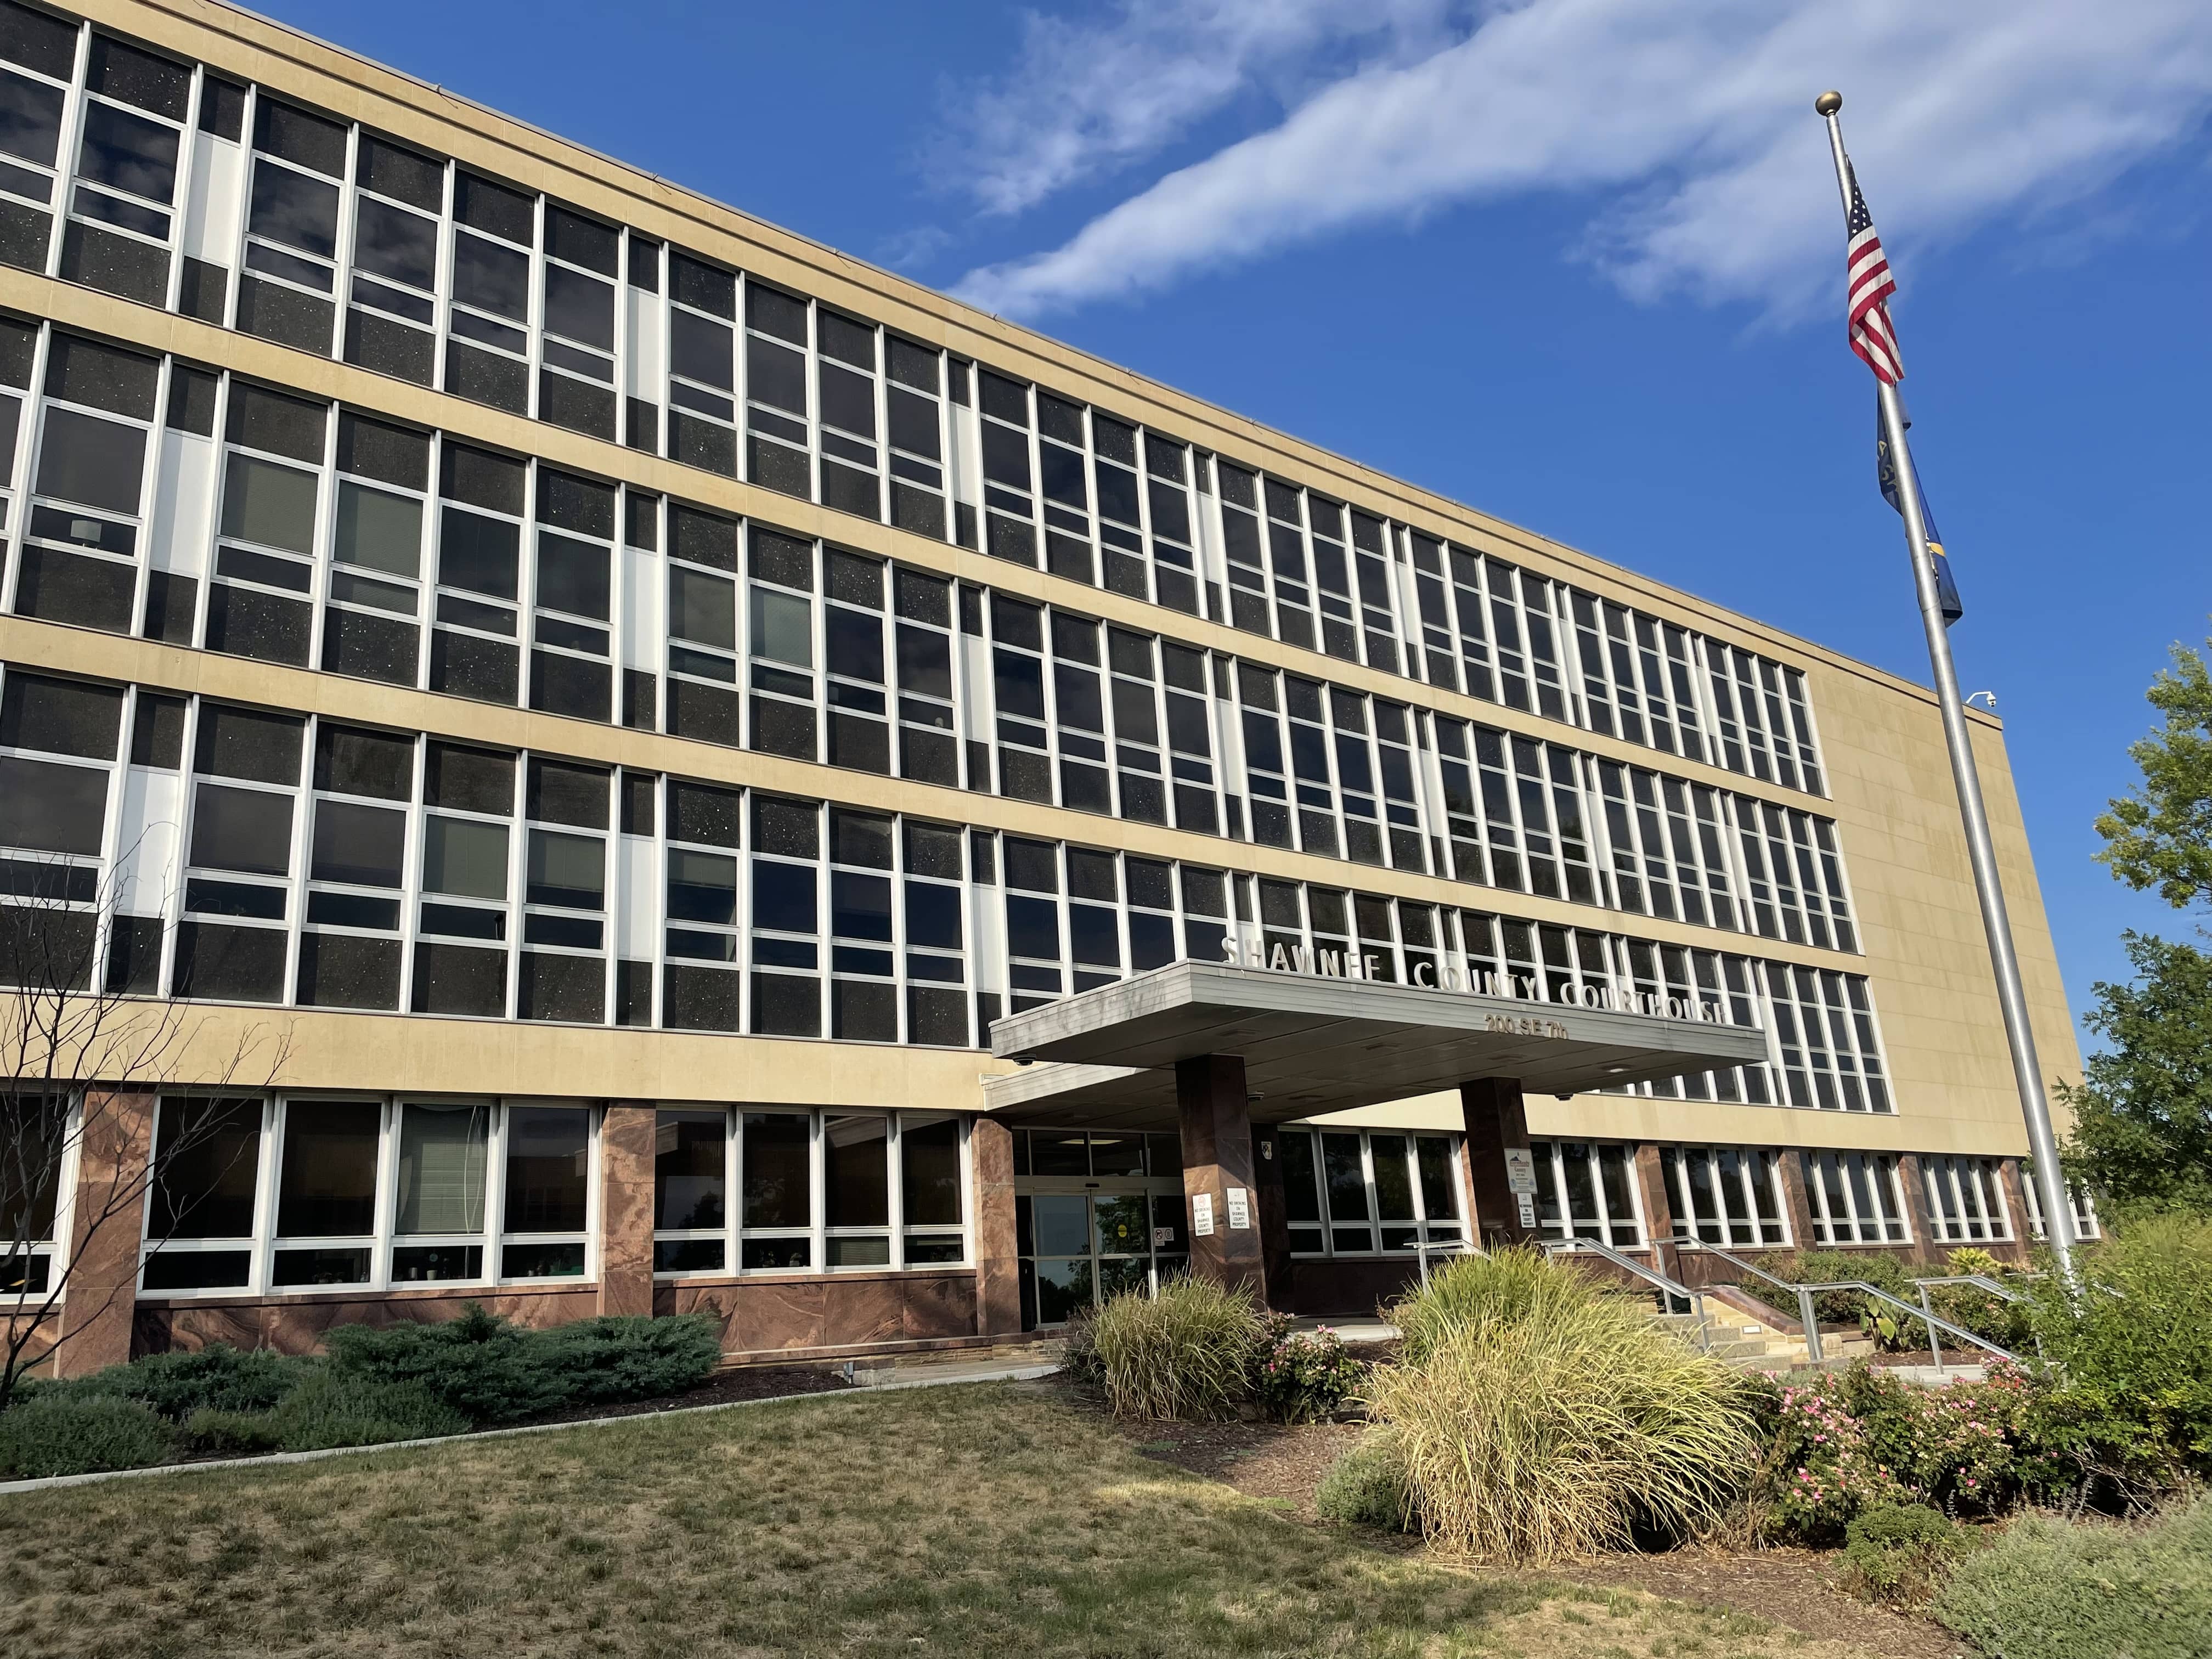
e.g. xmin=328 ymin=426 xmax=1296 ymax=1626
xmin=52 ymin=1085 xmax=157 ymax=1377
xmin=1994 ymin=1157 xmax=2033 ymax=1265
xmin=1459 ymin=1076 xmax=1537 ymax=1248
xmin=1776 ymin=1147 xmax=1819 ymax=1253
xmin=596 ymin=1101 xmax=657 ymax=1319
xmin=968 ymin=1116 xmax=1022 ymax=1335
xmin=1176 ymin=1055 xmax=1272 ymax=1306
xmin=1632 ymin=1143 xmax=1679 ymax=1278
xmin=1896 ymin=1153 xmax=1943 ymax=1268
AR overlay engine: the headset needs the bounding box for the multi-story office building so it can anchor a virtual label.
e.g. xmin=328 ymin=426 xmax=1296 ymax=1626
xmin=0 ymin=0 xmax=2086 ymax=1375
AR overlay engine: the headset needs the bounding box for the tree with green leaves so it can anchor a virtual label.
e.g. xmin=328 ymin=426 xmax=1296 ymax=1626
xmin=2066 ymin=635 xmax=2212 ymax=1217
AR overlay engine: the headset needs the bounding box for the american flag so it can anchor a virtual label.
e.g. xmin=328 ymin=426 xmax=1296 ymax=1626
xmin=1844 ymin=163 xmax=1902 ymax=383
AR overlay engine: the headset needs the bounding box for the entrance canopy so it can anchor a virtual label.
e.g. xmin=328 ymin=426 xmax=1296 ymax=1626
xmin=985 ymin=960 xmax=1771 ymax=1131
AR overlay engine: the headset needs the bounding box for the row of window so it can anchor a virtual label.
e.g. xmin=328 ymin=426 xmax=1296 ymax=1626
xmin=1527 ymin=1141 xmax=1955 ymax=1250
xmin=0 ymin=324 xmax=1860 ymax=950
xmin=0 ymin=663 xmax=1893 ymax=1111
xmin=0 ymin=0 xmax=1830 ymax=797
xmin=1277 ymin=1128 xmax=1464 ymax=1258
xmin=3 ymin=1091 xmax=970 ymax=1297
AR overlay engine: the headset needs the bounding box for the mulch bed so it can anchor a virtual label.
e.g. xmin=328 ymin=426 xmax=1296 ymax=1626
xmin=1075 ymin=1381 xmax=1967 ymax=1659
xmin=520 ymin=1364 xmax=853 ymax=1426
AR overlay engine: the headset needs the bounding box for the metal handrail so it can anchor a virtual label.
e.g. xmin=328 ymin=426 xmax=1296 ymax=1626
xmin=1907 ymin=1274 xmax=2037 ymax=1371
xmin=1677 ymin=1244 xmax=2022 ymax=1373
xmin=1540 ymin=1237 xmax=1713 ymax=1353
xmin=1802 ymin=1281 xmax=2018 ymax=1372
xmin=1411 ymin=1235 xmax=1480 ymax=1288
xmin=1673 ymin=1242 xmax=1827 ymax=1361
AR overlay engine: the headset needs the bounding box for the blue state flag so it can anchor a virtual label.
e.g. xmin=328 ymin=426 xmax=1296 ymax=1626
xmin=1875 ymin=399 xmax=1963 ymax=625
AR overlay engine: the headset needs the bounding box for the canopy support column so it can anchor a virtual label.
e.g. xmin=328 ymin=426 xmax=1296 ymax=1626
xmin=1176 ymin=1054 xmax=1275 ymax=1308
xmin=1460 ymin=1076 xmax=1540 ymax=1250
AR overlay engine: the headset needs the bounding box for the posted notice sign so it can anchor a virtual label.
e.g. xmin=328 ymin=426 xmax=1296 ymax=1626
xmin=1503 ymin=1148 xmax=1539 ymax=1195
xmin=1224 ymin=1187 xmax=1251 ymax=1231
xmin=1192 ymin=1193 xmax=1216 ymax=1237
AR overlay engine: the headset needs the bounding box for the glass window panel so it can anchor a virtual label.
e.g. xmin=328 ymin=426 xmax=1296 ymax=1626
xmin=311 ymin=799 xmax=405 ymax=887
xmin=424 ymin=816 xmax=508 ymax=901
xmin=741 ymin=1111 xmax=810 ymax=1229
xmin=1370 ymin=1134 xmax=1415 ymax=1221
xmin=1320 ymin=1132 xmax=1369 ymax=1223
xmin=667 ymin=848 xmax=736 ymax=924
xmin=900 ymin=1115 xmax=961 ymax=1228
xmin=148 ymin=1097 xmax=261 ymax=1239
xmin=525 ymin=828 xmax=603 ymax=909
xmin=222 ymin=452 xmax=319 ymax=555
xmin=334 ymin=481 xmax=421 ymax=577
xmin=36 ymin=406 xmax=146 ymax=515
xmin=189 ymin=782 xmax=293 ymax=876
xmin=503 ymin=1105 xmax=589 ymax=1234
xmin=77 ymin=100 xmax=178 ymax=202
xmin=655 ymin=1108 xmax=726 ymax=1231
xmin=394 ymin=1102 xmax=489 ymax=1235
xmin=1028 ymin=1132 xmax=1088 ymax=1177
xmin=0 ymin=1096 xmax=66 ymax=1244
xmin=1561 ymin=1143 xmax=1601 ymax=1233
xmin=1030 ymin=1193 xmax=1088 ymax=1257
xmin=751 ymin=586 xmax=813 ymax=668
xmin=275 ymin=1099 xmax=380 ymax=1237
xmin=1415 ymin=1137 xmax=1459 ymax=1221
xmin=824 ymin=1114 xmax=888 ymax=1229
xmin=1094 ymin=1194 xmax=1147 ymax=1257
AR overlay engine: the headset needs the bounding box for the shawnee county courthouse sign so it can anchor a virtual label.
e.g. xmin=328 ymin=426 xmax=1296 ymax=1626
xmin=1215 ymin=935 xmax=1730 ymax=1027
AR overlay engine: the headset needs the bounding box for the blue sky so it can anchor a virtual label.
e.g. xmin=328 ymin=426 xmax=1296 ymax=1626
xmin=257 ymin=0 xmax=2212 ymax=1048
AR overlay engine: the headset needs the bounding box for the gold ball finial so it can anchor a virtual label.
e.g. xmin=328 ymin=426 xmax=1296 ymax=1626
xmin=1815 ymin=91 xmax=1843 ymax=116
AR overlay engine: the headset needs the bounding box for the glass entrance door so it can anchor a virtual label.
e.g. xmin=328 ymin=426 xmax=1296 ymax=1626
xmin=1017 ymin=1187 xmax=1190 ymax=1328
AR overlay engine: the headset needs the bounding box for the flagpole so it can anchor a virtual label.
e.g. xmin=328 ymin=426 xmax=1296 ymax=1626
xmin=1814 ymin=91 xmax=2076 ymax=1282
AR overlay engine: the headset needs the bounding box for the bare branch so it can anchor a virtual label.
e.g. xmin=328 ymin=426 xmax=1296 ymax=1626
xmin=0 ymin=857 xmax=292 ymax=1408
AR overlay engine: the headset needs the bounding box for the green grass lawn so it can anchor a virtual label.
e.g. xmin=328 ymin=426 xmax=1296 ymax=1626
xmin=0 ymin=1381 xmax=1875 ymax=1658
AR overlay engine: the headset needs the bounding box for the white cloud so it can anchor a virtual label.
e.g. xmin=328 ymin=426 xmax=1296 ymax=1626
xmin=950 ymin=0 xmax=2212 ymax=320
xmin=929 ymin=0 xmax=1464 ymax=217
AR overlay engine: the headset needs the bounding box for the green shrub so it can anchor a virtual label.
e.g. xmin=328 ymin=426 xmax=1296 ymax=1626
xmin=1314 ymin=1432 xmax=1412 ymax=1531
xmin=0 ymin=1394 xmax=173 ymax=1479
xmin=537 ymin=1313 xmax=721 ymax=1405
xmin=267 ymin=1370 xmax=469 ymax=1452
xmin=1932 ymin=1499 xmax=2212 ymax=1659
xmin=1251 ymin=1316 xmax=1367 ymax=1423
xmin=1842 ymin=1503 xmax=1978 ymax=1607
xmin=180 ymin=1408 xmax=286 ymax=1457
xmin=1090 ymin=1276 xmax=1262 ymax=1421
xmin=2020 ymin=1215 xmax=2212 ymax=1493
xmin=1774 ymin=1250 xmax=1918 ymax=1348
xmin=35 ymin=1343 xmax=312 ymax=1421
xmin=1365 ymin=1274 xmax=1757 ymax=1564
xmin=323 ymin=1304 xmax=568 ymax=1424
xmin=324 ymin=1306 xmax=726 ymax=1425
xmin=1385 ymin=1246 xmax=1604 ymax=1365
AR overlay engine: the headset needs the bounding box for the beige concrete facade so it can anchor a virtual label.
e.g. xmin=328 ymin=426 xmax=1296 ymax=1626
xmin=0 ymin=0 xmax=2082 ymax=1368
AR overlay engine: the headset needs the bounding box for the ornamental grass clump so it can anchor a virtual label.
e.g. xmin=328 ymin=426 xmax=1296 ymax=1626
xmin=1366 ymin=1259 xmax=1756 ymax=1564
xmin=1386 ymin=1245 xmax=1604 ymax=1364
xmin=1090 ymin=1276 xmax=1262 ymax=1421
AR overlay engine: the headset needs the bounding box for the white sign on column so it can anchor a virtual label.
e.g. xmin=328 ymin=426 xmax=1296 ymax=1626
xmin=1224 ymin=1187 xmax=1251 ymax=1231
xmin=1192 ymin=1193 xmax=1216 ymax=1238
